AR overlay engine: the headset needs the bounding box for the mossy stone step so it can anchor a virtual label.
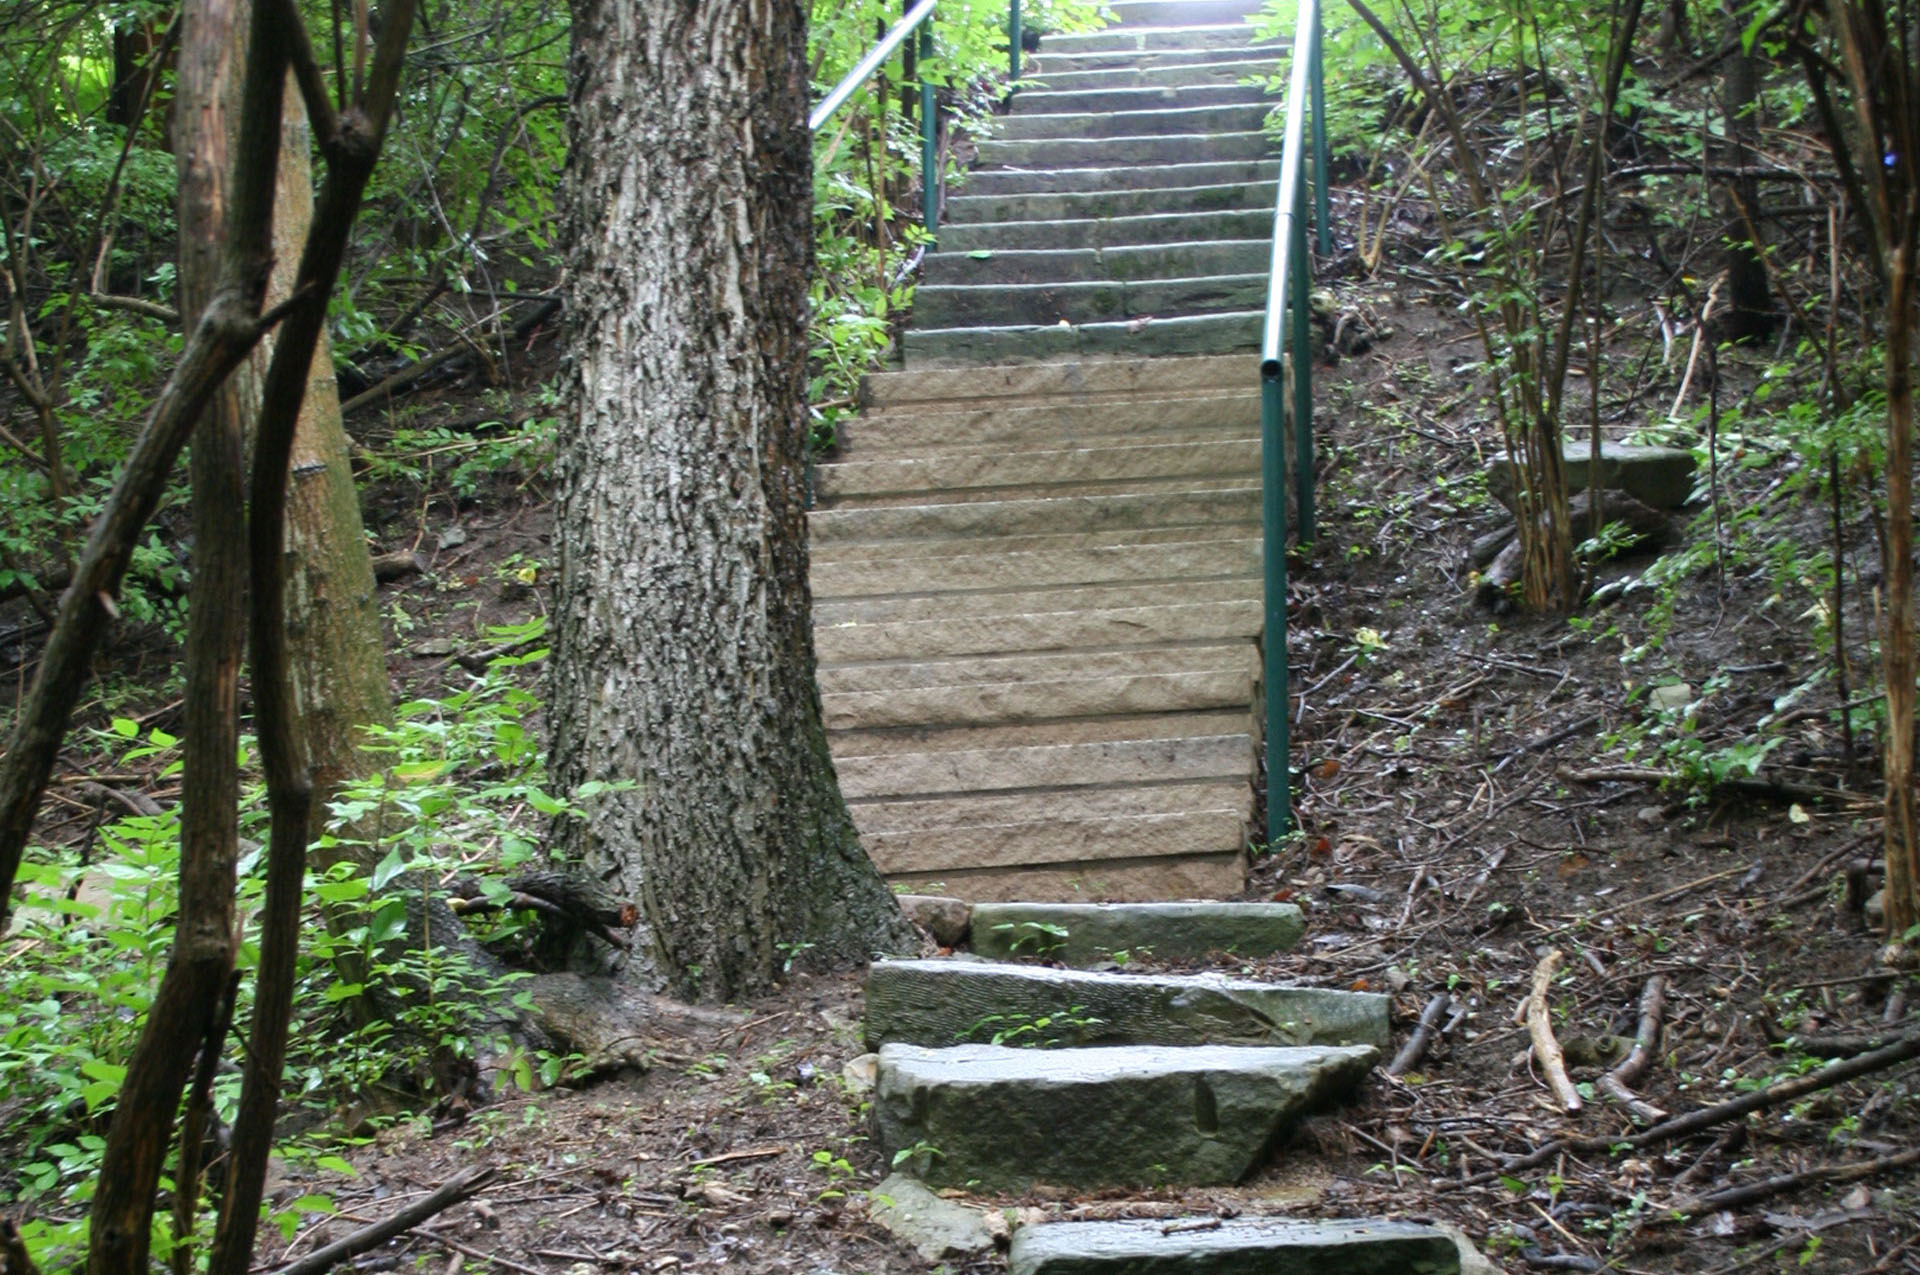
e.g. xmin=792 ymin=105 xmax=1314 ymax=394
xmin=904 ymin=310 xmax=1263 ymax=366
xmin=864 ymin=959 xmax=1389 ymax=1051
xmin=1486 ymin=440 xmax=1698 ymax=511
xmin=971 ymin=900 xmax=1303 ymax=964
xmin=872 ymin=1041 xmax=1376 ymax=1190
xmin=1009 ymin=1218 xmax=1462 ymax=1275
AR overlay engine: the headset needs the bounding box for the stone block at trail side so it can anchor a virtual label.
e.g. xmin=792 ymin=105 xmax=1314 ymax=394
xmin=872 ymin=1042 xmax=1377 ymax=1190
xmin=863 ymin=958 xmax=1389 ymax=1051
xmin=970 ymin=900 xmax=1304 ymax=965
xmin=1009 ymin=1217 xmax=1463 ymax=1275
xmin=1486 ymin=441 xmax=1697 ymax=511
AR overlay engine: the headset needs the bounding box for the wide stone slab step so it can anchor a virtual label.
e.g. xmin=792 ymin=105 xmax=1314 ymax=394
xmin=1020 ymin=56 xmax=1277 ymax=92
xmin=817 ymin=577 xmax=1258 ymax=628
xmin=940 ymin=213 xmax=1271 ymax=257
xmin=970 ymin=900 xmax=1303 ymax=964
xmin=1106 ymin=0 xmax=1273 ymax=24
xmin=905 ymin=310 xmax=1263 ymax=366
xmin=958 ymin=160 xmax=1273 ymax=198
xmin=996 ymin=102 xmax=1271 ymax=140
xmin=975 ymin=132 xmax=1273 ymax=170
xmin=1031 ymin=44 xmax=1276 ymax=74
xmin=818 ymin=437 xmax=1258 ymax=500
xmin=1009 ymin=82 xmax=1271 ymax=115
xmin=914 ymin=272 xmax=1265 ymax=328
xmin=840 ymin=397 xmax=1259 ymax=453
xmin=863 ymin=353 xmax=1253 ymax=407
xmin=923 ymin=240 xmax=1269 ymax=287
xmin=1486 ymin=440 xmax=1698 ymax=511
xmin=948 ymin=182 xmax=1274 ymax=226
xmin=817 ymin=598 xmax=1262 ymax=663
xmin=834 ymin=723 xmax=1255 ymax=798
xmin=822 ymin=659 xmax=1254 ymax=730
xmin=810 ymin=485 xmax=1260 ymax=542
xmin=1009 ymin=1218 xmax=1463 ymax=1275
xmin=1040 ymin=24 xmax=1273 ymax=56
xmin=865 ymin=806 xmax=1247 ymax=875
xmin=864 ymin=959 xmax=1390 ymax=1050
xmin=872 ymin=1041 xmax=1376 ymax=1189
xmin=811 ymin=537 xmax=1260 ymax=597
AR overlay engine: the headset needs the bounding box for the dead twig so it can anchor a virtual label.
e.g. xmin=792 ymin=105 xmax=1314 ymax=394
xmin=1526 ymin=949 xmax=1583 ymax=1114
xmin=1387 ymin=992 xmax=1453 ymax=1078
xmin=1599 ymin=975 xmax=1669 ymax=1123
xmin=1461 ymin=1030 xmax=1920 ymax=1184
xmin=1677 ymin=1144 xmax=1920 ymax=1215
xmin=273 ymin=1166 xmax=497 ymax=1275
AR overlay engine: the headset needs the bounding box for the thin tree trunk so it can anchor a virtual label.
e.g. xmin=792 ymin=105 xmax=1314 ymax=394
xmin=84 ymin=2 xmax=282 ymax=1270
xmin=553 ymin=0 xmax=915 ymax=1001
xmin=1884 ymin=226 xmax=1917 ymax=937
xmin=1716 ymin=0 xmax=1773 ymax=344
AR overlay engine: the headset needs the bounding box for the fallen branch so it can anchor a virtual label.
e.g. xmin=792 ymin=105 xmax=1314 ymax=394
xmin=1527 ymin=949 xmax=1583 ymax=1114
xmin=272 ymin=1166 xmax=496 ymax=1275
xmin=1599 ymin=975 xmax=1668 ymax=1123
xmin=1463 ymin=1030 xmax=1920 ymax=1184
xmin=1678 ymin=1144 xmax=1920 ymax=1215
xmin=1387 ymin=992 xmax=1452 ymax=1078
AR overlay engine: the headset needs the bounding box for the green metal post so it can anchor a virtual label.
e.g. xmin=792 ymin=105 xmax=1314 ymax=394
xmin=1009 ymin=0 xmax=1022 ymax=80
xmin=1260 ymin=372 xmax=1291 ymax=838
xmin=1309 ymin=6 xmax=1331 ymax=257
xmin=1289 ymin=195 xmax=1314 ymax=545
xmin=920 ymin=23 xmax=938 ymax=241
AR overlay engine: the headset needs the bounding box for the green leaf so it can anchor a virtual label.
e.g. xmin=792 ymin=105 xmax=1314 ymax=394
xmin=371 ymin=846 xmax=407 ymax=892
xmin=314 ymin=1156 xmax=358 ymax=1176
xmin=968 ymin=250 xmax=994 ymax=259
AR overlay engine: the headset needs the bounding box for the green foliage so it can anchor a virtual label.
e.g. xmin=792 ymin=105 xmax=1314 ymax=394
xmin=963 ymin=1004 xmax=1104 ymax=1047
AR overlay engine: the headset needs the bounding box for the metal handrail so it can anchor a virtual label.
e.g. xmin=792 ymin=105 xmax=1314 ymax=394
xmin=1259 ymin=0 xmax=1329 ymax=837
xmin=811 ymin=2 xmax=1025 ymax=239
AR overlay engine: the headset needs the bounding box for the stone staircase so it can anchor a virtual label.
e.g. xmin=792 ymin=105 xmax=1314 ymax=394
xmin=812 ymin=0 xmax=1295 ymax=901
xmin=856 ymin=905 xmax=1467 ymax=1273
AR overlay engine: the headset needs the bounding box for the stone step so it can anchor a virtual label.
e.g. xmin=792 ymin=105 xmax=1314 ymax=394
xmin=817 ymin=597 xmax=1261 ymax=663
xmin=1009 ymin=1218 xmax=1463 ymax=1275
xmin=818 ymin=437 xmax=1259 ymax=500
xmin=872 ymin=1041 xmax=1376 ymax=1189
xmin=958 ymin=160 xmax=1272 ymax=197
xmin=809 ymin=522 xmax=1253 ymax=565
xmin=968 ymin=900 xmax=1301 ymax=964
xmin=810 ymin=537 xmax=1259 ymax=596
xmin=1105 ymin=0 xmax=1273 ymax=25
xmin=865 ymin=960 xmax=1388 ymax=1050
xmin=820 ymin=644 xmax=1255 ymax=730
xmin=809 ymin=486 xmax=1260 ymax=543
xmin=996 ymin=102 xmax=1270 ymax=141
xmin=866 ymin=806 xmax=1246 ymax=875
xmin=893 ymin=853 xmax=1248 ymax=901
xmin=915 ymin=272 xmax=1265 ymax=328
xmin=905 ymin=309 xmax=1263 ymax=366
xmin=863 ymin=353 xmax=1251 ymax=407
xmin=938 ymin=210 xmax=1270 ymax=252
xmin=1031 ymin=45 xmax=1275 ymax=75
xmin=975 ymin=131 xmax=1273 ymax=170
xmin=840 ymin=396 xmax=1258 ymax=453
xmin=922 ymin=239 xmax=1269 ymax=286
xmin=836 ymin=724 xmax=1254 ymax=797
xmin=1008 ymin=82 xmax=1270 ymax=114
xmin=817 ymin=578 xmax=1258 ymax=627
xmin=852 ymin=780 xmax=1249 ymax=837
xmin=1019 ymin=55 xmax=1277 ymax=92
xmin=1038 ymin=25 xmax=1275 ymax=56
xmin=836 ymin=708 xmax=1249 ymax=759
xmin=948 ymin=181 xmax=1275 ymax=225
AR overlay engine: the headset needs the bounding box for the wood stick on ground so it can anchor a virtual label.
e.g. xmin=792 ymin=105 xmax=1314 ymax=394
xmin=1465 ymin=1029 xmax=1920 ymax=1183
xmin=1388 ymin=992 xmax=1452 ymax=1078
xmin=1679 ymin=1144 xmax=1920 ymax=1215
xmin=1599 ymin=974 xmax=1669 ymax=1123
xmin=273 ymin=1166 xmax=496 ymax=1275
xmin=1528 ymin=949 xmax=1582 ymax=1114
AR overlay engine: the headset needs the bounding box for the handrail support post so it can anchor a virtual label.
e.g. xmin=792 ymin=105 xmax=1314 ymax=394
xmin=1009 ymin=0 xmax=1022 ymax=80
xmin=920 ymin=23 xmax=937 ymax=240
xmin=1261 ymin=373 xmax=1291 ymax=839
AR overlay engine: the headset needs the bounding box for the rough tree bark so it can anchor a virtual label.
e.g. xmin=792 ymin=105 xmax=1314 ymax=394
xmin=1715 ymin=0 xmax=1775 ymax=345
xmin=552 ymin=0 xmax=916 ymax=1001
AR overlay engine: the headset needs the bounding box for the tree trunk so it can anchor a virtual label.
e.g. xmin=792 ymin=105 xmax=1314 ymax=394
xmin=1883 ymin=224 xmax=1917 ymax=938
xmin=86 ymin=5 xmax=269 ymax=1272
xmin=553 ymin=0 xmax=916 ymax=1001
xmin=1716 ymin=1 xmax=1774 ymax=345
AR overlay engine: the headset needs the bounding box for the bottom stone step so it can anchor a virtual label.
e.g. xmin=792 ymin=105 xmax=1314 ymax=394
xmin=1009 ymin=1218 xmax=1463 ymax=1275
xmin=970 ymin=899 xmax=1304 ymax=965
xmin=873 ymin=1041 xmax=1377 ymax=1190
